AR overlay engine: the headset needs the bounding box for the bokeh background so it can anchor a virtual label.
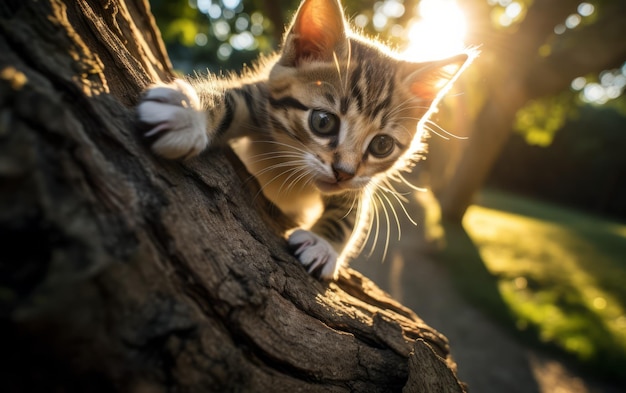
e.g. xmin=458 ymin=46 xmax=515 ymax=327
xmin=148 ymin=0 xmax=626 ymax=391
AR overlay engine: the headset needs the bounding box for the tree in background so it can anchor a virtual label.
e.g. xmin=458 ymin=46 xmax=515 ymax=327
xmin=434 ymin=0 xmax=626 ymax=221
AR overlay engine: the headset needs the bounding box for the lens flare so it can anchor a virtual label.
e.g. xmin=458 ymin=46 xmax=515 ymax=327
xmin=403 ymin=0 xmax=467 ymax=61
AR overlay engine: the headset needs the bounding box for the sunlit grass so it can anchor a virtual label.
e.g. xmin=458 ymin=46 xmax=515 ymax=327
xmin=460 ymin=190 xmax=626 ymax=379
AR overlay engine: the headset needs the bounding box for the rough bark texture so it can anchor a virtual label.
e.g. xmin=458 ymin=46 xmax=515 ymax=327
xmin=0 ymin=1 xmax=466 ymax=392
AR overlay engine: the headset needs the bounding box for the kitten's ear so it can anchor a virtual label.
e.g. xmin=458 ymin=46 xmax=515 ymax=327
xmin=399 ymin=53 xmax=473 ymax=103
xmin=280 ymin=0 xmax=347 ymax=66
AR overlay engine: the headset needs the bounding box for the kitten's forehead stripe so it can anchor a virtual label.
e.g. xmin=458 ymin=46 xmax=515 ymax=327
xmin=349 ymin=65 xmax=363 ymax=110
xmin=269 ymin=96 xmax=309 ymax=111
xmin=340 ymin=97 xmax=348 ymax=115
xmin=371 ymin=80 xmax=394 ymax=125
xmin=341 ymin=41 xmax=398 ymax=126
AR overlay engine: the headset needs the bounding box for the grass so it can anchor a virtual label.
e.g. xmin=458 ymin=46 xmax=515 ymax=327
xmin=442 ymin=189 xmax=626 ymax=381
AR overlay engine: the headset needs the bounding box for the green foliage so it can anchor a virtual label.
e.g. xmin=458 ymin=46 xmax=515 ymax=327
xmin=512 ymin=62 xmax=625 ymax=149
xmin=151 ymin=0 xmax=207 ymax=46
xmin=454 ymin=190 xmax=626 ymax=382
xmin=149 ymin=0 xmax=415 ymax=72
xmin=490 ymin=104 xmax=626 ymax=219
xmin=513 ymin=92 xmax=576 ymax=147
xmin=150 ymin=0 xmax=289 ymax=72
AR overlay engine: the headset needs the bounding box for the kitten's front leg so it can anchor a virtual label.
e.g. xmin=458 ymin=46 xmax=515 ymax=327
xmin=288 ymin=229 xmax=340 ymax=280
xmin=137 ymin=79 xmax=209 ymax=160
xmin=288 ymin=195 xmax=357 ymax=280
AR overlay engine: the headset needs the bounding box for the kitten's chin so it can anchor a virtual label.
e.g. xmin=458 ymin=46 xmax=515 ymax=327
xmin=314 ymin=179 xmax=365 ymax=194
xmin=315 ymin=180 xmax=343 ymax=194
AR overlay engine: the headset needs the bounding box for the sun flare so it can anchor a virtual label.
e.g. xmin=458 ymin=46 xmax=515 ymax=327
xmin=403 ymin=0 xmax=467 ymax=61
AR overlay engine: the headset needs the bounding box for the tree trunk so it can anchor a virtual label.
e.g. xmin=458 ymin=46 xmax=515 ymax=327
xmin=434 ymin=0 xmax=626 ymax=222
xmin=0 ymin=1 xmax=466 ymax=392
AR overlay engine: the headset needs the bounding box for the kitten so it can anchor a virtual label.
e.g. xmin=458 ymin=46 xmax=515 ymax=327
xmin=137 ymin=0 xmax=473 ymax=280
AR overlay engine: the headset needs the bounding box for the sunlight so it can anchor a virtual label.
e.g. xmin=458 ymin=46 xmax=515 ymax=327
xmin=402 ymin=0 xmax=467 ymax=61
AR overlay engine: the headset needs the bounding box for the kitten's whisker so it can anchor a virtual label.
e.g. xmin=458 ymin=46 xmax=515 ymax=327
xmin=248 ymin=140 xmax=321 ymax=195
xmin=355 ymin=198 xmax=367 ymax=254
xmin=252 ymin=160 xmax=309 ymax=201
xmin=276 ymin=166 xmax=303 ymax=194
xmin=299 ymin=173 xmax=317 ymax=192
xmin=393 ymin=123 xmax=423 ymax=143
xmin=247 ymin=153 xmax=305 ymax=165
xmin=348 ymin=186 xmax=378 ymax=259
xmin=332 ymin=51 xmax=343 ymax=91
xmin=424 ymin=120 xmax=468 ymax=140
xmin=283 ymin=168 xmax=313 ymax=194
xmin=367 ymin=187 xmax=381 ymax=259
xmin=378 ymin=179 xmax=410 ymax=202
xmin=371 ymin=192 xmax=390 ymax=261
xmin=392 ymin=197 xmax=416 ymax=227
xmin=380 ymin=173 xmax=421 ymax=226
xmin=253 ymin=167 xmax=295 ymax=202
xmin=376 ymin=185 xmax=402 ymax=240
xmin=344 ymin=40 xmax=352 ymax=94
xmin=248 ymin=149 xmax=303 ymax=158
xmin=252 ymin=159 xmax=307 ymax=177
xmin=423 ymin=125 xmax=449 ymax=141
xmin=383 ymin=99 xmax=432 ymax=120
xmin=256 ymin=140 xmax=312 ymax=157
xmin=341 ymin=191 xmax=360 ymax=220
xmin=394 ymin=172 xmax=427 ymax=192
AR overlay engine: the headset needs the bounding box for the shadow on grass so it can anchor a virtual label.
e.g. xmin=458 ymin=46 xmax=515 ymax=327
xmin=438 ymin=219 xmax=515 ymax=326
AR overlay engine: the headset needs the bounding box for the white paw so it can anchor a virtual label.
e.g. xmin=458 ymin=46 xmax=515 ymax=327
xmin=288 ymin=229 xmax=340 ymax=280
xmin=137 ymin=79 xmax=208 ymax=160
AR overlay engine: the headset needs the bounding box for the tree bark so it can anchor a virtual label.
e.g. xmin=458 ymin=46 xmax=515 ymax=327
xmin=0 ymin=1 xmax=466 ymax=392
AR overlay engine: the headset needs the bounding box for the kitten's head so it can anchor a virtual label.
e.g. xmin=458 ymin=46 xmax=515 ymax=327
xmin=267 ymin=0 xmax=474 ymax=195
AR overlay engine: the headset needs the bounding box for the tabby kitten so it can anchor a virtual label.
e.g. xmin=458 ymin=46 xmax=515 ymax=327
xmin=137 ymin=0 xmax=473 ymax=280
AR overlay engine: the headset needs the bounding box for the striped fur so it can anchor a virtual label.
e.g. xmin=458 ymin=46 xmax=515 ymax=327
xmin=137 ymin=0 xmax=474 ymax=279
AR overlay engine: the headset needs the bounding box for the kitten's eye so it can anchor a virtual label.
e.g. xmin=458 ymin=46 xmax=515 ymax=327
xmin=368 ymin=135 xmax=395 ymax=158
xmin=309 ymin=110 xmax=339 ymax=136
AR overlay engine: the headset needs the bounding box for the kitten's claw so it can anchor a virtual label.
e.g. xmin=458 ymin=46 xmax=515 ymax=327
xmin=288 ymin=229 xmax=339 ymax=280
xmin=137 ymin=80 xmax=208 ymax=160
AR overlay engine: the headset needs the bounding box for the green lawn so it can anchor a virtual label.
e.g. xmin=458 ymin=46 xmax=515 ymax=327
xmin=446 ymin=189 xmax=626 ymax=380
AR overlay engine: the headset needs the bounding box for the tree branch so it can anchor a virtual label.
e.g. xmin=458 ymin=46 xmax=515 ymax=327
xmin=525 ymin=1 xmax=626 ymax=98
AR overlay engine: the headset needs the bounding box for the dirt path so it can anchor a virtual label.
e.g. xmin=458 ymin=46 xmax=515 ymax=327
xmin=351 ymin=209 xmax=622 ymax=393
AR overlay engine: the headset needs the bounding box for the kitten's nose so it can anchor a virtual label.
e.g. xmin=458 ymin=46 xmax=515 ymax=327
xmin=332 ymin=165 xmax=355 ymax=182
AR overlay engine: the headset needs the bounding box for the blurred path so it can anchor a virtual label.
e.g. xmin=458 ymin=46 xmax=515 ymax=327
xmin=351 ymin=195 xmax=621 ymax=393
